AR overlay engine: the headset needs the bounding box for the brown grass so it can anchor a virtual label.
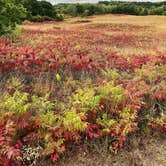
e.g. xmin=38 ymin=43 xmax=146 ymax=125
xmin=37 ymin=131 xmax=166 ymax=166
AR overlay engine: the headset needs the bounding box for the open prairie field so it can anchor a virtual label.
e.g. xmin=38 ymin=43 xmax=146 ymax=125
xmin=0 ymin=15 xmax=166 ymax=165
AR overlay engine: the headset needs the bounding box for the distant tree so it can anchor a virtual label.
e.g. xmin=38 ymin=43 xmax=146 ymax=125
xmin=65 ymin=5 xmax=77 ymax=17
xmin=82 ymin=9 xmax=90 ymax=16
xmin=93 ymin=4 xmax=106 ymax=14
xmin=23 ymin=0 xmax=62 ymax=21
xmin=39 ymin=1 xmax=55 ymax=17
xmin=140 ymin=8 xmax=148 ymax=16
xmin=76 ymin=4 xmax=84 ymax=15
xmin=149 ymin=6 xmax=166 ymax=15
xmin=23 ymin=0 xmax=41 ymax=16
xmin=88 ymin=5 xmax=95 ymax=16
xmin=54 ymin=1 xmax=166 ymax=17
xmin=98 ymin=1 xmax=110 ymax=5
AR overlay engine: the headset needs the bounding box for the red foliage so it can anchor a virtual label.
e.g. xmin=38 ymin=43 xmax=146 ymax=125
xmin=152 ymin=91 xmax=166 ymax=101
xmin=86 ymin=123 xmax=101 ymax=138
xmin=51 ymin=153 xmax=60 ymax=162
xmin=0 ymin=22 xmax=165 ymax=165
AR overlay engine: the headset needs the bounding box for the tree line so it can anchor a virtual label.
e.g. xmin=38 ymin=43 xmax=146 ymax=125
xmin=0 ymin=0 xmax=166 ymax=35
xmin=56 ymin=1 xmax=166 ymax=17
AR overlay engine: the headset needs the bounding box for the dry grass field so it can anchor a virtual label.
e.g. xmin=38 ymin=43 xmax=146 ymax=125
xmin=20 ymin=14 xmax=166 ymax=60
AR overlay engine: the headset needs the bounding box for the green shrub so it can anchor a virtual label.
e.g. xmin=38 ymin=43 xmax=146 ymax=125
xmin=0 ymin=0 xmax=26 ymax=35
xmin=54 ymin=14 xmax=64 ymax=21
xmin=29 ymin=15 xmax=48 ymax=22
xmin=29 ymin=15 xmax=63 ymax=22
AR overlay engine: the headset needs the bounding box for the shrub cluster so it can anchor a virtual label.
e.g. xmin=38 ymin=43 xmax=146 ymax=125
xmin=29 ymin=15 xmax=55 ymax=22
xmin=0 ymin=0 xmax=26 ymax=35
xmin=0 ymin=68 xmax=165 ymax=165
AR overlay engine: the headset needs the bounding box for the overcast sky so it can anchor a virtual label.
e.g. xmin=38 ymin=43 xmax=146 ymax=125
xmin=46 ymin=0 xmax=165 ymax=4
